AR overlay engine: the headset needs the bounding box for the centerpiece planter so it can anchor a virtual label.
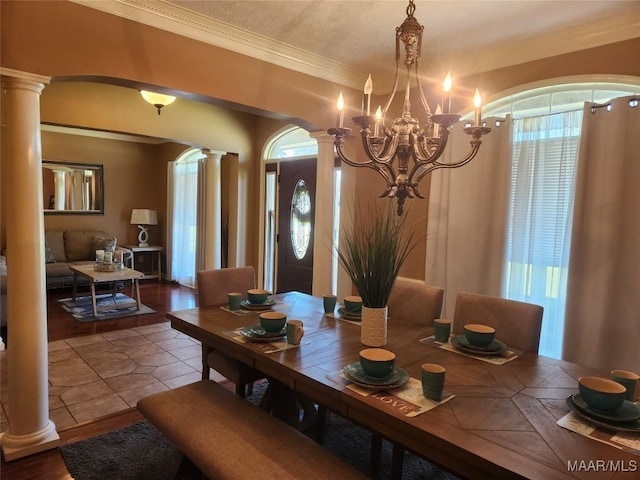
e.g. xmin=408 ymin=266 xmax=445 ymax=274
xmin=361 ymin=305 xmax=389 ymax=347
xmin=335 ymin=201 xmax=416 ymax=347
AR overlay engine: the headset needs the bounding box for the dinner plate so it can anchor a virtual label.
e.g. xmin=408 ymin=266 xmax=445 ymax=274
xmin=343 ymin=363 xmax=409 ymax=390
xmin=338 ymin=307 xmax=361 ymax=320
xmin=566 ymin=395 xmax=640 ymax=433
xmin=239 ymin=324 xmax=286 ymax=342
xmin=570 ymin=393 xmax=640 ymax=422
xmin=451 ymin=335 xmax=508 ymax=355
xmin=240 ymin=298 xmax=276 ymax=311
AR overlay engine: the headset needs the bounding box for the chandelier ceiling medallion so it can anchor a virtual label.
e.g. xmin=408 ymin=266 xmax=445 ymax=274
xmin=328 ymin=0 xmax=491 ymax=215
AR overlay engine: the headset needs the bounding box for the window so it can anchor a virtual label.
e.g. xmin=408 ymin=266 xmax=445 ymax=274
xmin=478 ymin=80 xmax=640 ymax=358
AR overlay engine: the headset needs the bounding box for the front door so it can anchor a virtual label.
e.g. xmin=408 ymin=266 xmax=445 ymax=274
xmin=276 ymin=158 xmax=316 ymax=294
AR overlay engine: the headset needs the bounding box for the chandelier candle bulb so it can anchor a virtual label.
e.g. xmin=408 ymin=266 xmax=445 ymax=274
xmin=374 ymin=106 xmax=382 ymax=137
xmin=433 ymin=104 xmax=442 ymax=138
xmin=474 ymin=89 xmax=482 ymax=127
xmin=364 ymin=74 xmax=373 ymax=116
xmin=337 ymin=92 xmax=345 ymax=128
xmin=443 ymin=71 xmax=453 ymax=113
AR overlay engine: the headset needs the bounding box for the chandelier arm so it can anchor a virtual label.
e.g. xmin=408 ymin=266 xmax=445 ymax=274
xmin=334 ymin=141 xmax=375 ymax=169
xmin=337 ymin=147 xmax=397 ymax=196
xmin=409 ymin=140 xmax=483 ymax=187
xmin=414 ymin=58 xmax=431 ymax=118
xmin=363 ymin=133 xmax=400 ymax=165
xmin=381 ymin=36 xmax=402 ymax=121
xmin=412 ymin=128 xmax=449 ymax=165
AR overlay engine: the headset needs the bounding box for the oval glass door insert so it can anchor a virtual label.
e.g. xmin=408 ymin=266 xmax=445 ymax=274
xmin=290 ymin=179 xmax=311 ymax=260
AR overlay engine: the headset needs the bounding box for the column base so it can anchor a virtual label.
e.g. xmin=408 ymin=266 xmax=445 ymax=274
xmin=1 ymin=420 xmax=60 ymax=461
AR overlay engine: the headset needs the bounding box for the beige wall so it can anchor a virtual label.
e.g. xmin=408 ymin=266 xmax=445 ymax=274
xmin=41 ymin=131 xmax=186 ymax=250
xmin=1 ymin=0 xmax=638 ymax=281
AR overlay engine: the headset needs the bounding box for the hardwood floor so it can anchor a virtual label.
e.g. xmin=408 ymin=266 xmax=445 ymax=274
xmin=0 ymin=280 xmax=208 ymax=480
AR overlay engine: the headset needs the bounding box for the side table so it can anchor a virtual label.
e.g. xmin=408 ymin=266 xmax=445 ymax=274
xmin=123 ymin=245 xmax=164 ymax=280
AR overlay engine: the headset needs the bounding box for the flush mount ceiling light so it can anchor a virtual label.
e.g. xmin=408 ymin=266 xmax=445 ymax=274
xmin=328 ymin=0 xmax=491 ymax=215
xmin=140 ymin=90 xmax=176 ymax=115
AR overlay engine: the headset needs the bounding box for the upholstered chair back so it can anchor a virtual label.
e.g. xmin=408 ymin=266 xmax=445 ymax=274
xmin=387 ymin=277 xmax=445 ymax=325
xmin=452 ymin=292 xmax=544 ymax=353
xmin=197 ymin=267 xmax=256 ymax=307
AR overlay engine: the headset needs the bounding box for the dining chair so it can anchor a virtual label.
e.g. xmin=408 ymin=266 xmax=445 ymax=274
xmin=197 ymin=266 xmax=266 ymax=398
xmin=452 ymin=291 xmax=544 ymax=353
xmin=371 ymin=278 xmax=444 ymax=479
xmin=387 ymin=277 xmax=445 ymax=325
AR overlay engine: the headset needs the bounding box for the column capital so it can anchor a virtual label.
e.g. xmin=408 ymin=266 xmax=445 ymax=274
xmin=310 ymin=131 xmax=335 ymax=144
xmin=201 ymin=149 xmax=226 ymax=160
xmin=1 ymin=68 xmax=50 ymax=91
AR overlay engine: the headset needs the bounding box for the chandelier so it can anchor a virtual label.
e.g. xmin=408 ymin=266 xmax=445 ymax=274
xmin=327 ymin=0 xmax=491 ymax=215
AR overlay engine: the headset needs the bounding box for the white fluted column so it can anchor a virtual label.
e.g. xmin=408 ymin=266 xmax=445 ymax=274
xmin=202 ymin=149 xmax=223 ymax=269
xmin=310 ymin=132 xmax=336 ymax=296
xmin=0 ymin=69 xmax=60 ymax=461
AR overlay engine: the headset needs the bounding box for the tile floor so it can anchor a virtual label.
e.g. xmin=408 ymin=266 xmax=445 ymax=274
xmin=0 ymin=322 xmax=226 ymax=433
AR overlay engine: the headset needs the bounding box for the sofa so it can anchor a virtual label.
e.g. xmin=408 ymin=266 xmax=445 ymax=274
xmin=45 ymin=230 xmax=132 ymax=289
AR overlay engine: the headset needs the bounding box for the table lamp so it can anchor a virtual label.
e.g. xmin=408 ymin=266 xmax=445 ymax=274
xmin=130 ymin=209 xmax=158 ymax=247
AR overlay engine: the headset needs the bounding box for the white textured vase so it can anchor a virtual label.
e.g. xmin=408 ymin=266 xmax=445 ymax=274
xmin=360 ymin=306 xmax=388 ymax=347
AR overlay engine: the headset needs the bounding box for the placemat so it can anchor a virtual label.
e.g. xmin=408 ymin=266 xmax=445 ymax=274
xmin=327 ymin=372 xmax=454 ymax=418
xmin=419 ymin=335 xmax=522 ymax=365
xmin=220 ymin=301 xmax=290 ymax=316
xmin=557 ymin=411 xmax=640 ymax=456
xmin=224 ymin=328 xmax=305 ymax=354
xmin=220 ymin=306 xmax=256 ymax=316
xmin=325 ymin=312 xmax=361 ymax=326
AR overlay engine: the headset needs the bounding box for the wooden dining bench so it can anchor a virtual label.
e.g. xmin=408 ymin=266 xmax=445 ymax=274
xmin=137 ymin=380 xmax=367 ymax=480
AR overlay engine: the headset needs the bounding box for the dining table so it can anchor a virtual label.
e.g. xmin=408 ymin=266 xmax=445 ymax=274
xmin=167 ymin=291 xmax=638 ymax=480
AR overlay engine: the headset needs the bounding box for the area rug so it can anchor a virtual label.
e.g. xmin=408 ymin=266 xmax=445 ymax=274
xmin=60 ymin=420 xmax=182 ymax=480
xmin=58 ymin=293 xmax=155 ymax=322
xmin=60 ymin=383 xmax=459 ymax=480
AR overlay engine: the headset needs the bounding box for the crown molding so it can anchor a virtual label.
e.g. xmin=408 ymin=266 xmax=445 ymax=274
xmin=70 ymin=0 xmax=639 ymax=91
xmin=70 ymin=0 xmax=366 ymax=89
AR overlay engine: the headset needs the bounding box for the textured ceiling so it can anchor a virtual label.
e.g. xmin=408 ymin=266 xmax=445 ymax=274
xmin=162 ymin=0 xmax=640 ymax=86
xmin=75 ymin=0 xmax=640 ymax=91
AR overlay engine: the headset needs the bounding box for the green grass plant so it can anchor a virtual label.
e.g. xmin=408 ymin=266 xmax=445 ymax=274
xmin=336 ymin=202 xmax=417 ymax=308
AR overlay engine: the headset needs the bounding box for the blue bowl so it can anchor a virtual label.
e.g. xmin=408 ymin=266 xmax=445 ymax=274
xmin=247 ymin=288 xmax=269 ymax=305
xmin=259 ymin=311 xmax=286 ymax=332
xmin=578 ymin=376 xmax=626 ymax=411
xmin=463 ymin=324 xmax=495 ymax=347
xmin=344 ymin=295 xmax=363 ymax=314
xmin=359 ymin=348 xmax=395 ymax=378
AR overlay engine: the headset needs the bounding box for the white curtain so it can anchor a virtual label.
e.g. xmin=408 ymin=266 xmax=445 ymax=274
xmin=563 ymin=96 xmax=640 ymax=372
xmin=426 ymin=117 xmax=513 ymax=319
xmin=169 ymin=155 xmax=204 ymax=287
xmin=504 ymin=111 xmax=582 ymax=359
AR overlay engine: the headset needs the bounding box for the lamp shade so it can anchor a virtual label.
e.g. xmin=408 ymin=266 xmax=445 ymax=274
xmin=130 ymin=209 xmax=158 ymax=225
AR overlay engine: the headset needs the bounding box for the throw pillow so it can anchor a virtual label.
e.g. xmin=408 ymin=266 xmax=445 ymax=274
xmin=44 ymin=241 xmax=56 ymax=264
xmin=91 ymin=236 xmax=117 ymax=254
